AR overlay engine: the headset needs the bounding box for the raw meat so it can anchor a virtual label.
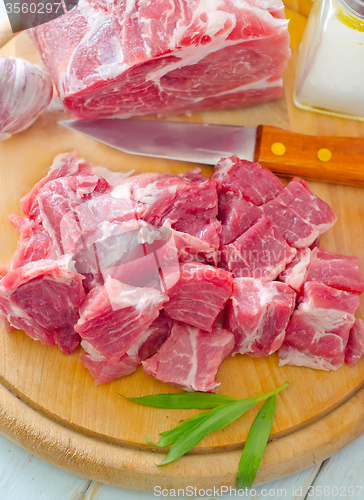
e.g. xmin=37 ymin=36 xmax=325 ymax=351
xmin=163 ymin=261 xmax=233 ymax=330
xmin=80 ymin=313 xmax=171 ymax=384
xmin=114 ymin=171 xmax=220 ymax=247
xmin=225 ymin=278 xmax=296 ymax=356
xmin=74 ymin=276 xmax=168 ymax=362
xmin=32 ymin=0 xmax=290 ymax=119
xmin=306 ymin=248 xmax=364 ymax=294
xmin=37 ymin=173 xmax=110 ymax=255
xmin=278 ymin=281 xmax=360 ymax=370
xmin=142 ymin=321 xmax=234 ymax=392
xmin=162 ymin=220 xmax=218 ymax=265
xmin=220 ymin=216 xmax=296 ymax=280
xmin=262 ymin=177 xmax=337 ymax=248
xmin=212 ymin=156 xmax=285 ymax=206
xmin=218 ymin=192 xmax=263 ymax=246
xmin=72 ymin=219 xmax=180 ymax=292
xmin=21 ymin=151 xmax=133 ymax=222
xmin=278 ymin=247 xmax=311 ymax=292
xmin=345 ymin=319 xmax=364 ymax=367
xmin=0 ymin=256 xmax=86 ymax=354
xmin=7 ymin=215 xmax=55 ymax=269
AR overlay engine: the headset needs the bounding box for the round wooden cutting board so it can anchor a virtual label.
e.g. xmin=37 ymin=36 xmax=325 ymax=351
xmin=0 ymin=9 xmax=364 ymax=491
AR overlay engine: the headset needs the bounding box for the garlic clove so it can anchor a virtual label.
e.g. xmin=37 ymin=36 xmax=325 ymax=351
xmin=0 ymin=55 xmax=53 ymax=140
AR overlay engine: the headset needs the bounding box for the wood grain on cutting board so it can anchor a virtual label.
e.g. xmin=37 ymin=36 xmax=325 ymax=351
xmin=0 ymin=8 xmax=363 ymax=490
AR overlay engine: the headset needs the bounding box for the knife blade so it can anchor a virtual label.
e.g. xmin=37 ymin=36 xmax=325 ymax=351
xmin=58 ymin=119 xmax=364 ymax=187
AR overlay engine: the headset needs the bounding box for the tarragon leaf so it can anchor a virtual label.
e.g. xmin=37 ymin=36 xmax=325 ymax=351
xmin=145 ymin=412 xmax=209 ymax=447
xmin=158 ymin=382 xmax=287 ymax=466
xmin=236 ymin=395 xmax=277 ymax=489
xmin=119 ymin=392 xmax=236 ymax=409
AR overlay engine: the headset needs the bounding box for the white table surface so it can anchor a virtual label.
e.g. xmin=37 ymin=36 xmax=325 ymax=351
xmin=0 ymin=7 xmax=364 ymax=500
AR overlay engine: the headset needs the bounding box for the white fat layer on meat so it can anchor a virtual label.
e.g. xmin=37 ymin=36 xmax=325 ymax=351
xmin=184 ymin=325 xmax=199 ymax=390
xmin=137 ymin=226 xmax=163 ymax=245
xmin=283 ymin=248 xmax=311 ymax=291
xmin=296 ymin=305 xmax=354 ymax=344
xmin=81 ymin=340 xmax=107 ymax=361
xmin=104 ymin=276 xmax=166 ymax=311
xmin=233 ymin=282 xmax=280 ymax=352
xmin=111 ymin=183 xmax=133 ymax=200
xmin=278 ymin=346 xmax=341 ymax=371
xmin=90 ymin=166 xmax=135 ymax=186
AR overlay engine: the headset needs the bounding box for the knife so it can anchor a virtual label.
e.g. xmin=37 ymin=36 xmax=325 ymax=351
xmin=58 ymin=119 xmax=364 ymax=187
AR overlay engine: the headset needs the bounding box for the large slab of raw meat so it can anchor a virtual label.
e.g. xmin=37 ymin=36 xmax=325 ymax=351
xmin=31 ymin=0 xmax=290 ymax=118
xmin=345 ymin=319 xmax=364 ymax=367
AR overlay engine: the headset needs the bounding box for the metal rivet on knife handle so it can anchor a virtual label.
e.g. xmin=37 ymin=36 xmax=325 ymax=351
xmin=317 ymin=148 xmax=332 ymax=162
xmin=271 ymin=142 xmax=286 ymax=156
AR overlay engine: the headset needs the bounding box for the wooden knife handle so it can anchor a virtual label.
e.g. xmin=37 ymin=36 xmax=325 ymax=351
xmin=254 ymin=125 xmax=364 ymax=186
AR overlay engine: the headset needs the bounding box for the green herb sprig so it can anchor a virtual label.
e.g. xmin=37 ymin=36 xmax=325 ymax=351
xmin=120 ymin=381 xmax=288 ymax=487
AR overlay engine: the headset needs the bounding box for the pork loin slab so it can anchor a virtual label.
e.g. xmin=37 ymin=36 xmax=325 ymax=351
xmin=32 ymin=0 xmax=290 ymax=118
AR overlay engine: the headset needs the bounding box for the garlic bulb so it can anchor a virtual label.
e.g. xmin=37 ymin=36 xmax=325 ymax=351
xmin=0 ymin=56 xmax=53 ymax=140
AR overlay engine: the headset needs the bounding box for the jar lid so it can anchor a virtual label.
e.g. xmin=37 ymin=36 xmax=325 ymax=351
xmin=342 ymin=0 xmax=364 ymax=17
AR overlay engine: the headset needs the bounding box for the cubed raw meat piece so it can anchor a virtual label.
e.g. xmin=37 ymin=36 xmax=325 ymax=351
xmin=220 ymin=216 xmax=296 ymax=281
xmin=278 ymin=281 xmax=360 ymax=370
xmin=163 ymin=261 xmax=233 ymax=330
xmin=212 ymin=156 xmax=285 ymax=206
xmin=263 ymin=178 xmax=337 ymax=248
xmin=114 ymin=171 xmax=220 ymax=247
xmin=218 ymin=192 xmax=263 ymax=246
xmin=0 ymin=256 xmax=86 ymax=354
xmin=163 ymin=220 xmax=218 ymax=266
xmin=225 ymin=278 xmax=296 ymax=356
xmin=32 ymin=1 xmax=290 ymax=118
xmin=80 ymin=313 xmax=171 ymax=384
xmin=142 ymin=321 xmax=234 ymax=393
xmin=37 ymin=173 xmax=110 ymax=255
xmin=7 ymin=214 xmax=55 ymax=269
xmin=306 ymin=248 xmax=364 ymax=294
xmin=345 ymin=319 xmax=364 ymax=367
xmin=74 ymin=277 xmax=168 ymax=363
xmin=72 ymin=219 xmax=180 ymax=293
xmin=21 ymin=151 xmax=133 ymax=223
xmin=278 ymin=247 xmax=311 ymax=292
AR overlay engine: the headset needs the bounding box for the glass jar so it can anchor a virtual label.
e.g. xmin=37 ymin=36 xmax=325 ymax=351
xmin=294 ymin=0 xmax=364 ymax=121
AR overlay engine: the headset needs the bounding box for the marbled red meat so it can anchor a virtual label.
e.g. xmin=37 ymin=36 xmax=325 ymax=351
xmin=80 ymin=313 xmax=171 ymax=384
xmin=142 ymin=321 xmax=234 ymax=392
xmin=114 ymin=171 xmax=220 ymax=247
xmin=7 ymin=215 xmax=55 ymax=269
xmin=306 ymin=248 xmax=364 ymax=294
xmin=225 ymin=277 xmax=296 ymax=356
xmin=278 ymin=281 xmax=360 ymax=370
xmin=345 ymin=319 xmax=364 ymax=367
xmin=218 ymin=192 xmax=263 ymax=246
xmin=278 ymin=247 xmax=311 ymax=292
xmin=74 ymin=276 xmax=168 ymax=362
xmin=212 ymin=156 xmax=285 ymax=206
xmin=220 ymin=216 xmax=296 ymax=280
xmin=32 ymin=0 xmax=290 ymax=118
xmin=0 ymin=256 xmax=85 ymax=354
xmin=163 ymin=261 xmax=233 ymax=331
xmin=262 ymin=178 xmax=337 ymax=248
